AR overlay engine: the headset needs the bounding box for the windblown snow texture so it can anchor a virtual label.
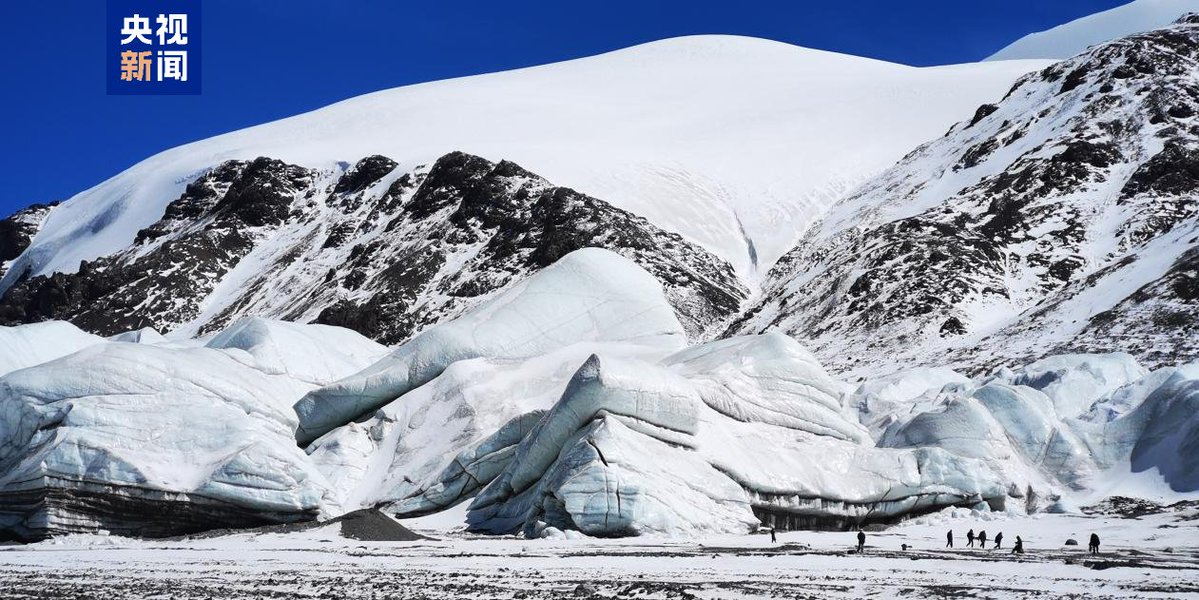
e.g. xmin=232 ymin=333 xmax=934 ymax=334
xmin=731 ymin=16 xmax=1199 ymax=377
xmin=0 ymin=152 xmax=745 ymax=344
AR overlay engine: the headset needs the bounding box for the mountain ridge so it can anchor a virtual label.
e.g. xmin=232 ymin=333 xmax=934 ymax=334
xmin=0 ymin=35 xmax=1048 ymax=294
xmin=730 ymin=16 xmax=1199 ymax=377
xmin=0 ymin=151 xmax=745 ymax=344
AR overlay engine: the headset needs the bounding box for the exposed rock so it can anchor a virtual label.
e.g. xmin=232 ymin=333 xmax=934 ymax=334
xmin=728 ymin=20 xmax=1199 ymax=376
xmin=0 ymin=152 xmax=746 ymax=344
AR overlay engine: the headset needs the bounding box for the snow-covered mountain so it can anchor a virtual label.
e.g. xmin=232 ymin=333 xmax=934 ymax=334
xmin=2 ymin=9 xmax=1198 ymax=544
xmin=988 ymin=0 xmax=1198 ymax=61
xmin=0 ymin=36 xmax=1046 ymax=292
xmin=0 ymin=151 xmax=745 ymax=343
xmin=731 ymin=15 xmax=1199 ymax=377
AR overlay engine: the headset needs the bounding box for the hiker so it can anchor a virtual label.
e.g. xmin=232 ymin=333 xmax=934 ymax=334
xmin=966 ymin=529 xmax=975 ymax=547
xmin=1011 ymin=536 xmax=1024 ymax=554
xmin=946 ymin=530 xmax=953 ymax=548
xmin=993 ymin=532 xmax=1003 ymax=549
xmin=857 ymin=530 xmax=866 ymax=553
xmin=901 ymin=543 xmax=909 ymax=551
xmin=978 ymin=530 xmax=987 ymax=548
xmin=1089 ymin=533 xmax=1100 ymax=554
xmin=770 ymin=527 xmax=777 ymax=543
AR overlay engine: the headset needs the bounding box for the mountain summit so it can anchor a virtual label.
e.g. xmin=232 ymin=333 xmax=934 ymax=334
xmin=988 ymin=0 xmax=1198 ymax=61
xmin=733 ymin=15 xmax=1199 ymax=376
xmin=0 ymin=36 xmax=1046 ymax=294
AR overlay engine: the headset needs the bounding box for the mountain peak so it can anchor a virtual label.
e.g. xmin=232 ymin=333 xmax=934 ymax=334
xmin=987 ymin=0 xmax=1198 ymax=61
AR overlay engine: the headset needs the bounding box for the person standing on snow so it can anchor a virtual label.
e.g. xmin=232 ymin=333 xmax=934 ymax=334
xmin=966 ymin=529 xmax=975 ymax=547
xmin=1089 ymin=533 xmax=1101 ymax=554
xmin=978 ymin=530 xmax=988 ymax=548
xmin=993 ymin=532 xmax=1003 ymax=549
xmin=1011 ymin=536 xmax=1024 ymax=554
xmin=946 ymin=530 xmax=953 ymax=548
xmin=770 ymin=527 xmax=777 ymax=543
xmin=857 ymin=530 xmax=866 ymax=553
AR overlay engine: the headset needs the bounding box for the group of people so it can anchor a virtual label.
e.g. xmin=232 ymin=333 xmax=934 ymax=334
xmin=945 ymin=529 xmax=1102 ymax=555
xmin=767 ymin=526 xmax=1103 ymax=556
xmin=946 ymin=529 xmax=1022 ymax=554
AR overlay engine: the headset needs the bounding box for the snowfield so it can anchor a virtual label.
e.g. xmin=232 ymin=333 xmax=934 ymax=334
xmin=1 ymin=506 xmax=1196 ymax=599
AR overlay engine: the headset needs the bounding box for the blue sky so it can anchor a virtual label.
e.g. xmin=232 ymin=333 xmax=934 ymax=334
xmin=1 ymin=0 xmax=1127 ymax=217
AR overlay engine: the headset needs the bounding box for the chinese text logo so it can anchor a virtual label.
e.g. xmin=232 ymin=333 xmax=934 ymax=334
xmin=108 ymin=1 xmax=201 ymax=95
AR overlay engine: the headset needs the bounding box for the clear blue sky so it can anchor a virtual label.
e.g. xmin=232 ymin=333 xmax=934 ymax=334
xmin=2 ymin=0 xmax=1126 ymax=218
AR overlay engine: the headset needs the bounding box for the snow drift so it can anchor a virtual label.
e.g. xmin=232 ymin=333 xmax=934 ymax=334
xmin=0 ymin=321 xmax=102 ymax=377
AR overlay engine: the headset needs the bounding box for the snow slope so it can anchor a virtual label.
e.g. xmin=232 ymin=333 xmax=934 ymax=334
xmin=1 ymin=36 xmax=1048 ymax=289
xmin=0 ymin=321 xmax=102 ymax=377
xmin=731 ymin=17 xmax=1199 ymax=376
xmin=987 ymin=0 xmax=1198 ymax=61
xmin=206 ymin=317 xmax=389 ymax=386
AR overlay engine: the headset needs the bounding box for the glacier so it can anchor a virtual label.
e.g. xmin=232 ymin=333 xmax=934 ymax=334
xmin=293 ymin=248 xmax=688 ymax=445
xmin=0 ymin=316 xmax=392 ymax=541
xmin=0 ymin=249 xmax=1196 ymax=542
xmin=0 ymin=343 xmax=333 ymax=541
xmin=207 ymin=316 xmax=389 ymax=386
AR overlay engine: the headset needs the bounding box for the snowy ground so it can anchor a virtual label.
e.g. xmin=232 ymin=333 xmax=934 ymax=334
xmin=2 ymin=507 xmax=1196 ymax=599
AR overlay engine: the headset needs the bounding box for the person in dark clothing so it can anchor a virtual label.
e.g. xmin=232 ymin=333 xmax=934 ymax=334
xmin=978 ymin=530 xmax=988 ymax=548
xmin=966 ymin=529 xmax=975 ymax=547
xmin=946 ymin=530 xmax=954 ymax=548
xmin=857 ymin=531 xmax=866 ymax=553
xmin=1089 ymin=533 xmax=1100 ymax=554
xmin=1012 ymin=536 xmax=1024 ymax=554
xmin=994 ymin=532 xmax=1003 ymax=549
xmin=770 ymin=527 xmax=777 ymax=543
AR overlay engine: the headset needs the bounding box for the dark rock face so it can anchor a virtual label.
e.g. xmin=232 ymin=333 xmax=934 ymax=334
xmin=333 ymin=155 xmax=398 ymax=195
xmin=0 ymin=203 xmax=57 ymax=280
xmin=0 ymin=159 xmax=314 ymax=333
xmin=310 ymin=151 xmax=745 ymax=343
xmin=730 ymin=21 xmax=1199 ymax=375
xmin=0 ymin=152 xmax=745 ymax=343
xmin=1060 ymin=246 xmax=1199 ymax=366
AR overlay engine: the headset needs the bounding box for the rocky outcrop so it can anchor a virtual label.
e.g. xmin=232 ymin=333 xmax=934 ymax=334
xmin=730 ymin=18 xmax=1199 ymax=376
xmin=0 ymin=203 xmax=56 ymax=280
xmin=0 ymin=153 xmax=746 ymax=344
